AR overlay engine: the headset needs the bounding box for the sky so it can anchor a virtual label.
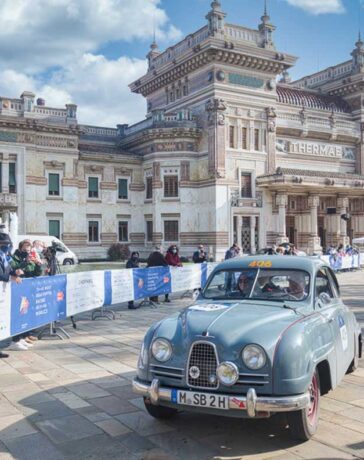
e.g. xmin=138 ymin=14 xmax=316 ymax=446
xmin=0 ymin=0 xmax=361 ymax=127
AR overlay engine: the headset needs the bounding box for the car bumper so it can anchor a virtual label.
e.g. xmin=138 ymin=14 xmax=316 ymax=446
xmin=133 ymin=378 xmax=311 ymax=418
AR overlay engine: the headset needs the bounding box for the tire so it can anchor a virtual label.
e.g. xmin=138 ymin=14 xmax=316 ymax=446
xmin=144 ymin=397 xmax=177 ymax=419
xmin=287 ymin=369 xmax=320 ymax=441
xmin=63 ymin=259 xmax=74 ymax=265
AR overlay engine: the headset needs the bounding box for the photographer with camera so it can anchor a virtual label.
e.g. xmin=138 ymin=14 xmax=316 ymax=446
xmin=192 ymin=244 xmax=207 ymax=264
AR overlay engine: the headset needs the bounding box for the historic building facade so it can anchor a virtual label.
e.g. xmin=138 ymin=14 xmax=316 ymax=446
xmin=0 ymin=1 xmax=363 ymax=260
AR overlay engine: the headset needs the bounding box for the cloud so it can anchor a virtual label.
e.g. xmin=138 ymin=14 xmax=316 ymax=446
xmin=0 ymin=54 xmax=148 ymax=127
xmin=284 ymin=0 xmax=344 ymax=15
xmin=0 ymin=0 xmax=182 ymax=73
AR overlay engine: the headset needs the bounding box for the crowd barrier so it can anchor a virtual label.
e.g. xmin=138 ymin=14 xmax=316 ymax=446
xmin=0 ymin=255 xmax=360 ymax=342
xmin=0 ymin=263 xmax=218 ymax=341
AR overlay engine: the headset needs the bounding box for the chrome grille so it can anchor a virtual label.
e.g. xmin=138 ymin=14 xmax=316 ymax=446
xmin=187 ymin=342 xmax=218 ymax=388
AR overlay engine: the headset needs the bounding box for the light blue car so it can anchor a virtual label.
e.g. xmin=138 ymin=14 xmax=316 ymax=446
xmin=133 ymin=256 xmax=362 ymax=441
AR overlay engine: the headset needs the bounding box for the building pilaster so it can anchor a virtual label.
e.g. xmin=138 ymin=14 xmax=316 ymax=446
xmin=276 ymin=193 xmax=289 ymax=245
xmin=206 ymin=98 xmax=227 ymax=178
xmin=337 ymin=196 xmax=350 ymax=247
xmin=307 ymin=195 xmax=321 ymax=254
xmin=265 ymin=107 xmax=276 ymax=173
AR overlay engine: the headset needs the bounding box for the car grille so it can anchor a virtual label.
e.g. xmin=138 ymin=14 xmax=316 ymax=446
xmin=187 ymin=342 xmax=218 ymax=389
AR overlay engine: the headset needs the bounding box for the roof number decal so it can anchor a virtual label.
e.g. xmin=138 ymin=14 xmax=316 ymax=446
xmin=248 ymin=260 xmax=272 ymax=268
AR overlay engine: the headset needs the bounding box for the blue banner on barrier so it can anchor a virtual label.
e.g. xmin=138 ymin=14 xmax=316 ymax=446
xmin=133 ymin=267 xmax=171 ymax=300
xmin=10 ymin=275 xmax=67 ymax=336
xmin=104 ymin=271 xmax=112 ymax=305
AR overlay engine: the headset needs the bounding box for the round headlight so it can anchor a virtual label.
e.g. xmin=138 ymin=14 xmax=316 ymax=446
xmin=216 ymin=361 xmax=239 ymax=386
xmin=242 ymin=344 xmax=266 ymax=370
xmin=151 ymin=339 xmax=172 ymax=362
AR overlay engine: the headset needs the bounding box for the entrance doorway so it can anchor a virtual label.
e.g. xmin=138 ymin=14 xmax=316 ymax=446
xmin=318 ymin=216 xmax=326 ymax=250
xmin=286 ymin=216 xmax=296 ymax=245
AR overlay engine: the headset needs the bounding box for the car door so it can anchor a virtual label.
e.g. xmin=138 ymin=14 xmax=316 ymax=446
xmin=315 ymin=267 xmax=351 ymax=384
xmin=326 ymin=267 xmax=355 ymax=378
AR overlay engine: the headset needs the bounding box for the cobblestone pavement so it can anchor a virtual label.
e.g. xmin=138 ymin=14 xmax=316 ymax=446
xmin=0 ymin=271 xmax=363 ymax=460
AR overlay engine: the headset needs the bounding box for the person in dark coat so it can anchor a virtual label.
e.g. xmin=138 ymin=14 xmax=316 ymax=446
xmin=192 ymin=245 xmax=207 ymax=263
xmin=147 ymin=246 xmax=167 ymax=303
xmin=164 ymin=245 xmax=182 ymax=302
xmin=0 ymin=233 xmax=22 ymax=357
xmin=126 ymin=252 xmax=140 ymax=309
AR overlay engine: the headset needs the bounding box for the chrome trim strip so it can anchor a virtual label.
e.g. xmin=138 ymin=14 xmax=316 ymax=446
xmin=133 ymin=378 xmax=310 ymax=416
xmin=151 ymin=370 xmax=183 ymax=378
xmin=239 ymin=373 xmax=269 ymax=378
xmin=150 ymin=365 xmax=184 ymax=372
xmin=237 ymin=380 xmax=269 ymax=385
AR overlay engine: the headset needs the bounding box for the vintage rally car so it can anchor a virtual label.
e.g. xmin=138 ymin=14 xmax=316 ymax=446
xmin=133 ymin=256 xmax=362 ymax=440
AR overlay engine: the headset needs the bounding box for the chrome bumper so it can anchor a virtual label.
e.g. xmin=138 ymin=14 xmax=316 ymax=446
xmin=133 ymin=378 xmax=310 ymax=418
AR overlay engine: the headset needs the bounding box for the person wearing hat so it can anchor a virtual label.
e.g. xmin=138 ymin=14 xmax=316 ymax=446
xmin=0 ymin=233 xmax=22 ymax=357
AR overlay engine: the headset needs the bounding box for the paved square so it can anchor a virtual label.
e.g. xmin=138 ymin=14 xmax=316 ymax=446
xmin=0 ymin=271 xmax=363 ymax=460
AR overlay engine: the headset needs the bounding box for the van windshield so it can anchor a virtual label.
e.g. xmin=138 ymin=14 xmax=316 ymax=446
xmin=202 ymin=268 xmax=310 ymax=302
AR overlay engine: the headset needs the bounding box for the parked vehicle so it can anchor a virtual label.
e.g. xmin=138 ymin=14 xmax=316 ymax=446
xmin=133 ymin=256 xmax=362 ymax=441
xmin=14 ymin=235 xmax=78 ymax=265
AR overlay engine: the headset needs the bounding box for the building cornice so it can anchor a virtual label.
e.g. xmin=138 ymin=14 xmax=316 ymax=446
xmin=119 ymin=127 xmax=202 ymax=150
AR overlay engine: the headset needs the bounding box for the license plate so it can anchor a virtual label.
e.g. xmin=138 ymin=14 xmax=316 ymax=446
xmin=171 ymin=389 xmax=229 ymax=410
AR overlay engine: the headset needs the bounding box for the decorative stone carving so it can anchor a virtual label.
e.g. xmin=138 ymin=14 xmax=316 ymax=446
xmin=343 ymin=147 xmax=356 ymax=160
xmin=299 ymin=106 xmax=307 ymax=125
xmin=308 ymin=195 xmax=320 ymax=208
xmin=276 ymin=194 xmax=288 ymax=207
xmin=276 ymin=139 xmax=288 ymax=152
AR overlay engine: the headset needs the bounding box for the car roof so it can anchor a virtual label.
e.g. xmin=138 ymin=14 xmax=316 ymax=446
xmin=215 ymin=255 xmax=326 ymax=273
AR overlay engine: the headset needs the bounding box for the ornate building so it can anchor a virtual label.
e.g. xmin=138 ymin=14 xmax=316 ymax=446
xmin=0 ymin=1 xmax=363 ymax=260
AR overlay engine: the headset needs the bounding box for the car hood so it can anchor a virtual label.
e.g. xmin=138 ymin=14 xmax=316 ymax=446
xmin=155 ymin=300 xmax=303 ymax=360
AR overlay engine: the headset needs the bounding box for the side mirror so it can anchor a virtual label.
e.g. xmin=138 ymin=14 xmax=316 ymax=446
xmin=319 ymin=292 xmax=331 ymax=305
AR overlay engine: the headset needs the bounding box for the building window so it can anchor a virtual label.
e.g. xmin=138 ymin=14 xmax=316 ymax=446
xmin=48 ymin=173 xmax=60 ymax=196
xmin=49 ymin=220 xmax=60 ymax=239
xmin=164 ymin=175 xmax=178 ymax=198
xmin=176 ymin=88 xmax=181 ymax=99
xmin=88 ymin=221 xmax=99 ymax=242
xmin=229 ymin=126 xmax=235 ymax=148
xmin=146 ymin=177 xmax=153 ymax=199
xmin=164 ymin=220 xmax=179 ymax=242
xmin=241 ymin=173 xmax=252 ymax=198
xmin=183 ymin=85 xmax=188 ymax=96
xmin=146 ymin=220 xmax=153 ymax=242
xmin=0 ymin=163 xmax=2 ymax=192
xmin=242 ymin=127 xmax=248 ymax=150
xmin=118 ymin=221 xmax=128 ymax=242
xmin=118 ymin=178 xmax=128 ymax=200
xmin=88 ymin=177 xmax=99 ymax=198
xmin=9 ymin=163 xmax=16 ymax=193
xmin=254 ymin=129 xmax=260 ymax=151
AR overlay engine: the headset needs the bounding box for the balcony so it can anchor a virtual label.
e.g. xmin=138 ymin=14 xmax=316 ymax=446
xmin=0 ymin=193 xmax=18 ymax=208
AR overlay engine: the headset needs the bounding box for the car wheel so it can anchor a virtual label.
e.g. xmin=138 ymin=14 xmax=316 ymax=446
xmin=144 ymin=397 xmax=177 ymax=419
xmin=287 ymin=369 xmax=320 ymax=441
xmin=63 ymin=259 xmax=74 ymax=265
xmin=346 ymin=343 xmax=359 ymax=374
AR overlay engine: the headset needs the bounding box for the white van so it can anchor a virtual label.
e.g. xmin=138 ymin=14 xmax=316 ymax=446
xmin=13 ymin=235 xmax=78 ymax=265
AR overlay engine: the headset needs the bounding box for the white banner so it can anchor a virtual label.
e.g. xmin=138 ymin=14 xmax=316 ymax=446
xmin=111 ymin=269 xmax=134 ymax=304
xmin=171 ymin=265 xmax=202 ymax=293
xmin=66 ymin=271 xmax=105 ymax=316
xmin=0 ymin=282 xmax=11 ymax=340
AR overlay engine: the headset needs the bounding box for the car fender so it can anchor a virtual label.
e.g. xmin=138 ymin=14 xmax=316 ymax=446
xmin=272 ymin=313 xmax=336 ymax=395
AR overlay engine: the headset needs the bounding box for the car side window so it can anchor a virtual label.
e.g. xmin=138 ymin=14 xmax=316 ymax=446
xmin=326 ymin=268 xmax=340 ymax=298
xmin=315 ymin=269 xmax=334 ymax=299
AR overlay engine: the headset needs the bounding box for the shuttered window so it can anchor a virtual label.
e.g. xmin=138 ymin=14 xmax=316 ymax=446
xmin=229 ymin=126 xmax=235 ymax=148
xmin=49 ymin=220 xmax=60 ymax=238
xmin=146 ymin=177 xmax=153 ymax=199
xmin=164 ymin=175 xmax=178 ymax=198
xmin=88 ymin=177 xmax=99 ymax=198
xmin=48 ymin=173 xmax=60 ymax=196
xmin=254 ymin=129 xmax=260 ymax=151
xmin=118 ymin=221 xmax=128 ymax=242
xmin=118 ymin=179 xmax=128 ymax=200
xmin=242 ymin=127 xmax=247 ymax=150
xmin=164 ymin=221 xmax=179 ymax=242
xmin=88 ymin=221 xmax=99 ymax=242
xmin=146 ymin=221 xmax=153 ymax=242
xmin=241 ymin=173 xmax=252 ymax=198
xmin=9 ymin=163 xmax=16 ymax=193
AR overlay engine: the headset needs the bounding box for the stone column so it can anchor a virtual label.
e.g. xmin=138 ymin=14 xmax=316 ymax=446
xmin=357 ymin=123 xmax=364 ymax=175
xmin=236 ymin=216 xmax=242 ymax=249
xmin=250 ymin=216 xmax=256 ymax=254
xmin=265 ymin=107 xmax=277 ymax=174
xmin=307 ymin=195 xmax=321 ymax=254
xmin=337 ymin=196 xmax=350 ymax=247
xmin=276 ymin=194 xmax=289 ymax=244
xmin=205 ymin=98 xmax=227 ymax=178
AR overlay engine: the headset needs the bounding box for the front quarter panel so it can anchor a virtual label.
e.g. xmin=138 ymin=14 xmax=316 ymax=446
xmin=273 ymin=312 xmax=336 ymax=395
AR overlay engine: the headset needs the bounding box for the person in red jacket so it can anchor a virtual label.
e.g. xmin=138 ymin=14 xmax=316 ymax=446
xmin=164 ymin=245 xmax=182 ymax=302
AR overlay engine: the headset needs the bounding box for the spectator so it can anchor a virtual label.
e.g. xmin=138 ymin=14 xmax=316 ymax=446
xmin=193 ymin=245 xmax=207 ymax=263
xmin=126 ymin=252 xmax=140 ymax=309
xmin=43 ymin=243 xmax=58 ymax=276
xmin=225 ymin=245 xmax=236 ymax=260
xmin=276 ymin=246 xmax=285 ymax=255
xmin=9 ymin=239 xmax=42 ymax=350
xmin=147 ymin=246 xmax=168 ymax=304
xmin=164 ymin=245 xmax=182 ymax=303
xmin=0 ymin=233 xmax=22 ymax=357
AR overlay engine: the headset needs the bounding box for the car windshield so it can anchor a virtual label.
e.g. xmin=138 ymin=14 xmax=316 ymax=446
xmin=203 ymin=268 xmax=310 ymax=302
